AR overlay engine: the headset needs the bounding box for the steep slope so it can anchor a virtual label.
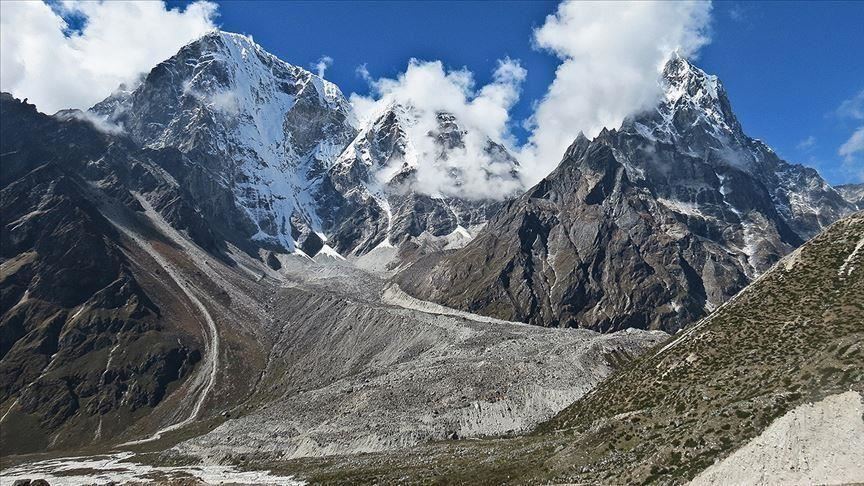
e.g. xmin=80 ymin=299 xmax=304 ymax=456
xmin=629 ymin=54 xmax=852 ymax=243
xmin=92 ymin=31 xmax=357 ymax=253
xmin=266 ymin=210 xmax=864 ymax=485
xmin=1 ymin=93 xmax=289 ymax=458
xmin=400 ymin=56 xmax=856 ymax=332
xmin=0 ymin=95 xmax=205 ymax=454
xmin=325 ymin=103 xmax=521 ymax=259
xmin=527 ymin=211 xmax=863 ymax=483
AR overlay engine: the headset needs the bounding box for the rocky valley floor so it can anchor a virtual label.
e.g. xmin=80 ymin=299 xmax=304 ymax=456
xmin=1 ymin=199 xmax=667 ymax=483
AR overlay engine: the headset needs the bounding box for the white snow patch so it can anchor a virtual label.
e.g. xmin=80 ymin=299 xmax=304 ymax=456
xmin=316 ymin=244 xmax=346 ymax=261
xmin=0 ymin=452 xmax=305 ymax=485
xmin=658 ymin=197 xmax=706 ymax=218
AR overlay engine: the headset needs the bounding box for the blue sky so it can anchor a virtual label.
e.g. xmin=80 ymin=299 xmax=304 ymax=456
xmin=12 ymin=1 xmax=860 ymax=184
xmin=167 ymin=0 xmax=862 ymax=185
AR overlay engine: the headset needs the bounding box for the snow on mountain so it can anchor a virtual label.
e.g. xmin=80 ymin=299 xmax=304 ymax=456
xmin=641 ymin=51 xmax=742 ymax=148
xmin=90 ymin=31 xmax=522 ymax=259
xmin=620 ymin=54 xmax=855 ymax=259
xmin=92 ymin=31 xmax=357 ymax=251
xmin=325 ymin=102 xmax=521 ymax=257
xmin=89 ymin=33 xmax=849 ymax=269
xmin=837 ymin=183 xmax=864 ymax=209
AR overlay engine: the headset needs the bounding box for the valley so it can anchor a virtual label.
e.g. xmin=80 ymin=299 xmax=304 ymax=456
xmin=2 ymin=183 xmax=666 ymax=482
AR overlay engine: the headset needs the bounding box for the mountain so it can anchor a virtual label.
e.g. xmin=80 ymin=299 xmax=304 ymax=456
xmin=2 ymin=28 xmax=859 ymax=484
xmin=91 ymin=31 xmax=358 ymax=254
xmin=260 ymin=210 xmax=864 ymax=484
xmin=0 ymin=32 xmax=526 ymax=458
xmin=90 ymin=32 xmax=518 ymax=261
xmin=325 ymin=102 xmax=521 ymax=260
xmin=0 ymin=90 xmax=663 ymax=463
xmin=398 ymin=55 xmax=857 ymax=333
xmin=838 ymin=182 xmax=864 ymax=209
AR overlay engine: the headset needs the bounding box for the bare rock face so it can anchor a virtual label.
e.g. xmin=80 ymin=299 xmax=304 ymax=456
xmin=399 ymin=56 xmax=857 ymax=333
xmin=1 ymin=95 xmax=201 ymax=454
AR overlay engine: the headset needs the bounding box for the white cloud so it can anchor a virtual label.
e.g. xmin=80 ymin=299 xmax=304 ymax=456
xmin=837 ymin=89 xmax=864 ymax=120
xmin=0 ymin=0 xmax=218 ymax=114
xmin=356 ymin=63 xmax=372 ymax=83
xmin=838 ymin=126 xmax=864 ymax=182
xmin=56 ymin=110 xmax=125 ymax=134
xmin=518 ymin=0 xmax=713 ymax=184
xmin=796 ymin=135 xmax=816 ymax=151
xmin=349 ymin=58 xmax=527 ymax=199
xmin=313 ymin=56 xmax=333 ymax=79
xmin=835 ymin=91 xmax=864 ymax=180
xmin=839 ymin=126 xmax=864 ymax=160
xmin=182 ymin=80 xmax=239 ymax=115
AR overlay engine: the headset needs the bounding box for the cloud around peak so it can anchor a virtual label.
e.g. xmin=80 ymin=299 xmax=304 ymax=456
xmin=0 ymin=0 xmax=218 ymax=114
xmin=517 ymin=0 xmax=713 ymax=184
xmin=346 ymin=1 xmax=715 ymax=194
xmin=348 ymin=58 xmax=527 ymax=199
xmin=2 ymin=0 xmax=721 ymax=192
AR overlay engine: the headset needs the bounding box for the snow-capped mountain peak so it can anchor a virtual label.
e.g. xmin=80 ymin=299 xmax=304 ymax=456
xmin=615 ymin=55 xmax=857 ymax=270
xmin=324 ymin=102 xmax=521 ymax=256
xmin=634 ymin=53 xmax=744 ymax=148
xmin=91 ymin=30 xmax=357 ymax=251
xmin=332 ymin=102 xmax=519 ymax=194
xmin=662 ymin=52 xmax=721 ymax=103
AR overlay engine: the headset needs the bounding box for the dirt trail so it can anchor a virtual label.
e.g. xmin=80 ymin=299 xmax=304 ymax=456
xmin=105 ymin=205 xmax=220 ymax=447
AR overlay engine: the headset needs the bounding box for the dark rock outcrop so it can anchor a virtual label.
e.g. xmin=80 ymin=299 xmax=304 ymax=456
xmin=1 ymin=94 xmax=201 ymax=454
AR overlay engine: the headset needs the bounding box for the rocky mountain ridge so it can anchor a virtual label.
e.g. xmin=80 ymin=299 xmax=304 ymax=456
xmin=838 ymin=182 xmax=864 ymax=209
xmin=1 ymin=94 xmax=207 ymax=454
xmin=90 ymin=31 xmax=518 ymax=261
xmin=398 ymin=55 xmax=857 ymax=332
xmin=326 ymin=102 xmax=521 ymax=261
